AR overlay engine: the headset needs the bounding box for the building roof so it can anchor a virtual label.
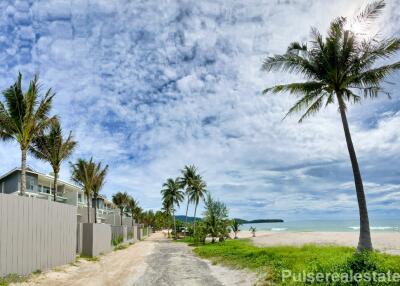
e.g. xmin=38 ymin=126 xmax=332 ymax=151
xmin=0 ymin=167 xmax=82 ymax=191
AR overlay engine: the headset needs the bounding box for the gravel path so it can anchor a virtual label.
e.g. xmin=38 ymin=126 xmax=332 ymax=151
xmin=133 ymin=233 xmax=256 ymax=286
xmin=21 ymin=232 xmax=256 ymax=286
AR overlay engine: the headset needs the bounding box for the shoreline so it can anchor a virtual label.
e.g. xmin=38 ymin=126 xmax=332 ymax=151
xmin=231 ymin=231 xmax=400 ymax=255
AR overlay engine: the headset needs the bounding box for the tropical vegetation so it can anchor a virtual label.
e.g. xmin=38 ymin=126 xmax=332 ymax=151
xmin=161 ymin=177 xmax=184 ymax=239
xmin=261 ymin=0 xmax=400 ymax=252
xmin=70 ymin=158 xmax=98 ymax=222
xmin=91 ymin=162 xmax=109 ymax=223
xmin=30 ymin=119 xmax=77 ymax=201
xmin=0 ymin=73 xmax=55 ymax=196
xmin=112 ymin=191 xmax=130 ymax=226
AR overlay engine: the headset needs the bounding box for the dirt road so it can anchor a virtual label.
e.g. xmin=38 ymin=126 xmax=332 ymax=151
xmin=23 ymin=232 xmax=256 ymax=286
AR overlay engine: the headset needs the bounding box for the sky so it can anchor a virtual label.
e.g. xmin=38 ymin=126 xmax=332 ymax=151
xmin=0 ymin=0 xmax=399 ymax=221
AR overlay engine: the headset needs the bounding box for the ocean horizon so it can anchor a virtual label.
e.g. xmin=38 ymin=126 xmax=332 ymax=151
xmin=241 ymin=218 xmax=400 ymax=232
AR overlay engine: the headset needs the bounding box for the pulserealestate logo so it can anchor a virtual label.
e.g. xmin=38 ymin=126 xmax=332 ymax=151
xmin=281 ymin=270 xmax=400 ymax=283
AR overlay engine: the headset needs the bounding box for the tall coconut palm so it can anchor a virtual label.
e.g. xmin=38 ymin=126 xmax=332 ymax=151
xmin=161 ymin=178 xmax=184 ymax=240
xmin=179 ymin=165 xmax=198 ymax=225
xmin=261 ymin=1 xmax=400 ymax=252
xmin=112 ymin=191 xmax=130 ymax=226
xmin=92 ymin=162 xmax=108 ymax=223
xmin=71 ymin=158 xmax=97 ymax=223
xmin=189 ymin=176 xmax=207 ymax=234
xmin=133 ymin=206 xmax=143 ymax=224
xmin=162 ymin=199 xmax=173 ymax=238
xmin=127 ymin=196 xmax=139 ymax=226
xmin=0 ymin=73 xmax=55 ymax=195
xmin=30 ymin=119 xmax=77 ymax=201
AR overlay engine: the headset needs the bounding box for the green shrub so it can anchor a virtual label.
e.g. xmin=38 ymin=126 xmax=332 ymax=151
xmin=0 ymin=274 xmax=28 ymax=285
xmin=112 ymin=235 xmax=124 ymax=246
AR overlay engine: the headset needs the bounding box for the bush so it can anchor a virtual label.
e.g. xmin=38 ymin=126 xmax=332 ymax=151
xmin=112 ymin=235 xmax=123 ymax=246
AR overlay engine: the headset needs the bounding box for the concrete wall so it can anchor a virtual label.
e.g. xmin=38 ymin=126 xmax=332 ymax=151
xmin=77 ymin=206 xmax=96 ymax=224
xmin=104 ymin=210 xmax=133 ymax=226
xmin=81 ymin=223 xmax=112 ymax=257
xmin=111 ymin=225 xmax=127 ymax=242
xmin=0 ymin=194 xmax=77 ymax=276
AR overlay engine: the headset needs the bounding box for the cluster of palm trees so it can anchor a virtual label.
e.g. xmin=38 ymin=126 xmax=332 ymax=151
xmin=70 ymin=158 xmax=108 ymax=223
xmin=262 ymin=1 xmax=400 ymax=252
xmin=160 ymin=165 xmax=207 ymax=239
xmin=0 ymin=73 xmax=115 ymax=224
xmin=0 ymin=73 xmax=80 ymax=201
xmin=112 ymin=191 xmax=143 ymax=226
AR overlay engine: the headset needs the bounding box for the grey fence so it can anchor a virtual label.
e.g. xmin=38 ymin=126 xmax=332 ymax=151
xmin=0 ymin=194 xmax=77 ymax=276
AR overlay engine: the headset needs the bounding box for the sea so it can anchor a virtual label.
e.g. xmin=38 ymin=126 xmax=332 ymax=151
xmin=241 ymin=218 xmax=400 ymax=232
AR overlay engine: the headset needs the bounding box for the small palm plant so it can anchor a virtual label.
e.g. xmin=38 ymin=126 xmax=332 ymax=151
xmin=189 ymin=176 xmax=207 ymax=234
xmin=161 ymin=178 xmax=184 ymax=240
xmin=30 ymin=119 xmax=77 ymax=201
xmin=92 ymin=162 xmax=108 ymax=223
xmin=249 ymin=226 xmax=256 ymax=237
xmin=261 ymin=0 xmax=400 ymax=252
xmin=0 ymin=73 xmax=55 ymax=195
xmin=71 ymin=158 xmax=97 ymax=222
xmin=112 ymin=191 xmax=130 ymax=226
xmin=179 ymin=165 xmax=199 ymax=226
xmin=231 ymin=219 xmax=241 ymax=239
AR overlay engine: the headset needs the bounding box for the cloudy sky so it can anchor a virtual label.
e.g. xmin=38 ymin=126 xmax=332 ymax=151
xmin=0 ymin=0 xmax=399 ymax=220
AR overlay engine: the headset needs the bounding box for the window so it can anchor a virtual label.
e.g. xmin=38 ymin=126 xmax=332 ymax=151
xmin=78 ymin=194 xmax=82 ymax=202
xmin=26 ymin=176 xmax=35 ymax=191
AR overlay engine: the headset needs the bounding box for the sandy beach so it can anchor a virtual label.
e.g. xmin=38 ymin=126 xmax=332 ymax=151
xmin=232 ymin=231 xmax=400 ymax=255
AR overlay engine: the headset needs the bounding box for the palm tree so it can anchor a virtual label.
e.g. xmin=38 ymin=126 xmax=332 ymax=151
xmin=161 ymin=178 xmax=184 ymax=239
xmin=261 ymin=1 xmax=400 ymax=252
xmin=71 ymin=158 xmax=97 ymax=223
xmin=0 ymin=73 xmax=55 ymax=196
xmin=162 ymin=199 xmax=173 ymax=238
xmin=133 ymin=206 xmax=143 ymax=224
xmin=30 ymin=119 xmax=77 ymax=201
xmin=92 ymin=162 xmax=108 ymax=223
xmin=179 ymin=165 xmax=198 ymax=226
xmin=112 ymin=192 xmax=130 ymax=226
xmin=189 ymin=176 xmax=207 ymax=234
xmin=127 ymin=196 xmax=139 ymax=226
xmin=231 ymin=219 xmax=241 ymax=239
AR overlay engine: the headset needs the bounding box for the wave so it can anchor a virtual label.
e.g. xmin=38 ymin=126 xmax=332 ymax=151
xmin=348 ymin=226 xmax=394 ymax=230
xmin=271 ymin=228 xmax=288 ymax=231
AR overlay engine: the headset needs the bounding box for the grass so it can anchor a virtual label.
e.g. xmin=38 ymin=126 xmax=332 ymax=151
xmin=114 ymin=244 xmax=128 ymax=251
xmin=78 ymin=254 xmax=100 ymax=262
xmin=0 ymin=274 xmax=28 ymax=286
xmin=185 ymin=239 xmax=400 ymax=285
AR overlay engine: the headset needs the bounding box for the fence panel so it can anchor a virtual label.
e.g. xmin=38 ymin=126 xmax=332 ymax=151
xmin=0 ymin=194 xmax=77 ymax=276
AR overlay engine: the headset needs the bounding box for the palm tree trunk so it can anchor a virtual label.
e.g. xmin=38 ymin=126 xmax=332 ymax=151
xmin=173 ymin=205 xmax=177 ymax=240
xmin=132 ymin=213 xmax=134 ymax=226
xmin=193 ymin=203 xmax=198 ymax=235
xmin=20 ymin=147 xmax=27 ymax=196
xmin=184 ymin=196 xmax=190 ymax=226
xmin=94 ymin=196 xmax=97 ymax=223
xmin=53 ymin=172 xmax=58 ymax=202
xmin=87 ymin=193 xmax=91 ymax=223
xmin=337 ymin=94 xmax=372 ymax=252
xmin=120 ymin=208 xmax=123 ymax=226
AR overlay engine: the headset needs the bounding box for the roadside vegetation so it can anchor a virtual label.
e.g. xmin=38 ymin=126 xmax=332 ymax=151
xmin=188 ymin=239 xmax=400 ymax=285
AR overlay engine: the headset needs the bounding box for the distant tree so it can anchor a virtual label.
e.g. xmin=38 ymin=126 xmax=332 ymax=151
xmin=249 ymin=226 xmax=256 ymax=237
xmin=30 ymin=119 xmax=77 ymax=201
xmin=92 ymin=162 xmax=108 ymax=223
xmin=127 ymin=196 xmax=139 ymax=226
xmin=231 ymin=219 xmax=241 ymax=239
xmin=0 ymin=73 xmax=55 ymax=195
xmin=112 ymin=192 xmax=130 ymax=226
xmin=161 ymin=178 xmax=184 ymax=240
xmin=261 ymin=0 xmax=400 ymax=252
xmin=179 ymin=165 xmax=199 ymax=226
xmin=203 ymin=193 xmax=229 ymax=243
xmin=189 ymin=176 xmax=207 ymax=234
xmin=70 ymin=158 xmax=97 ymax=223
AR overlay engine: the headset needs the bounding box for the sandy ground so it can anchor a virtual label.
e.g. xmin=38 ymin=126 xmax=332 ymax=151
xmin=17 ymin=232 xmax=257 ymax=286
xmin=233 ymin=231 xmax=400 ymax=255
